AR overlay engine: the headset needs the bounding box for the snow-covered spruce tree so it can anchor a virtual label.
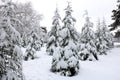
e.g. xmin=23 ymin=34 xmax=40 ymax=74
xmin=95 ymin=19 xmax=108 ymax=55
xmin=109 ymin=0 xmax=120 ymax=37
xmin=100 ymin=19 xmax=114 ymax=49
xmin=51 ymin=3 xmax=79 ymax=76
xmin=46 ymin=7 xmax=61 ymax=55
xmin=24 ymin=31 xmax=41 ymax=61
xmin=79 ymin=13 xmax=98 ymax=61
xmin=0 ymin=0 xmax=24 ymax=80
xmin=109 ymin=0 xmax=120 ymax=42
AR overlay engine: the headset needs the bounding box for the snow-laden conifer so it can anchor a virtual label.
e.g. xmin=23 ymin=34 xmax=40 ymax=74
xmin=51 ymin=3 xmax=79 ymax=76
xmin=24 ymin=31 xmax=42 ymax=61
xmin=0 ymin=0 xmax=24 ymax=80
xmin=96 ymin=19 xmax=114 ymax=55
xmin=79 ymin=12 xmax=98 ymax=61
xmin=46 ymin=7 xmax=61 ymax=55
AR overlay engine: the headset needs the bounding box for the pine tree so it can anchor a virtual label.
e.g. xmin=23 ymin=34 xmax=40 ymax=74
xmin=24 ymin=31 xmax=41 ymax=61
xmin=79 ymin=12 xmax=98 ymax=61
xmin=109 ymin=0 xmax=120 ymax=38
xmin=96 ymin=19 xmax=108 ymax=55
xmin=0 ymin=0 xmax=24 ymax=80
xmin=51 ymin=3 xmax=79 ymax=76
xmin=46 ymin=7 xmax=61 ymax=55
xmin=96 ymin=19 xmax=114 ymax=55
xmin=101 ymin=19 xmax=114 ymax=49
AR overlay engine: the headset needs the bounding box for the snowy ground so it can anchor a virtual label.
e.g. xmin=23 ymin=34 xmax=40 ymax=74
xmin=23 ymin=43 xmax=120 ymax=80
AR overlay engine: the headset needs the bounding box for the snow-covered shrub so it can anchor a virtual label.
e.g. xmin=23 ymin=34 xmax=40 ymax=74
xmin=33 ymin=40 xmax=43 ymax=51
xmin=24 ymin=44 xmax=36 ymax=61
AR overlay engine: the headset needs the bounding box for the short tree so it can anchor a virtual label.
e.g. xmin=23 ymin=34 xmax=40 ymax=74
xmin=24 ymin=31 xmax=42 ymax=61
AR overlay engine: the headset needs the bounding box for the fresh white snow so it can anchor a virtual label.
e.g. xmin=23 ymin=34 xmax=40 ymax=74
xmin=23 ymin=43 xmax=120 ymax=80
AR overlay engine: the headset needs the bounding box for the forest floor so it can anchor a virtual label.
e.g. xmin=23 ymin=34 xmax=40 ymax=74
xmin=22 ymin=43 xmax=120 ymax=80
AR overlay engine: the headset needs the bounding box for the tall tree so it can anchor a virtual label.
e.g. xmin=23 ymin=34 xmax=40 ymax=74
xmin=109 ymin=0 xmax=120 ymax=38
xmin=79 ymin=12 xmax=98 ymax=61
xmin=101 ymin=19 xmax=114 ymax=49
xmin=96 ymin=19 xmax=114 ymax=55
xmin=0 ymin=0 xmax=24 ymax=80
xmin=51 ymin=3 xmax=79 ymax=76
xmin=16 ymin=2 xmax=43 ymax=47
xmin=46 ymin=7 xmax=61 ymax=55
xmin=96 ymin=19 xmax=108 ymax=55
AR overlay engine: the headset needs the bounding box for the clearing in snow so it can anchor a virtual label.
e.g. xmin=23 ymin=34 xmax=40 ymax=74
xmin=23 ymin=43 xmax=120 ymax=80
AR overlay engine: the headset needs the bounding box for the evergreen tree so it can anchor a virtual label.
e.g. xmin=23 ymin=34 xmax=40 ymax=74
xmin=51 ymin=3 xmax=79 ymax=76
xmin=0 ymin=0 xmax=24 ymax=80
xmin=46 ymin=7 xmax=61 ymax=55
xmin=24 ymin=31 xmax=41 ymax=61
xmin=109 ymin=0 xmax=120 ymax=38
xmin=79 ymin=12 xmax=98 ymax=61
xmin=115 ymin=30 xmax=120 ymax=41
xmin=101 ymin=19 xmax=114 ymax=49
xmin=96 ymin=19 xmax=108 ymax=55
xmin=96 ymin=19 xmax=114 ymax=55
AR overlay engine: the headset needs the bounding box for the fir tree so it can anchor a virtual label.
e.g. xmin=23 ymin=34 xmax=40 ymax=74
xmin=109 ymin=0 xmax=120 ymax=38
xmin=24 ymin=31 xmax=41 ymax=61
xmin=46 ymin=7 xmax=61 ymax=55
xmin=96 ymin=19 xmax=108 ymax=55
xmin=96 ymin=19 xmax=114 ymax=55
xmin=101 ymin=19 xmax=114 ymax=49
xmin=79 ymin=12 xmax=98 ymax=61
xmin=51 ymin=3 xmax=79 ymax=76
xmin=0 ymin=0 xmax=24 ymax=80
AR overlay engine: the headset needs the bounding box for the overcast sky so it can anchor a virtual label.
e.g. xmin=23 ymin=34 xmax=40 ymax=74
xmin=14 ymin=0 xmax=117 ymax=31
